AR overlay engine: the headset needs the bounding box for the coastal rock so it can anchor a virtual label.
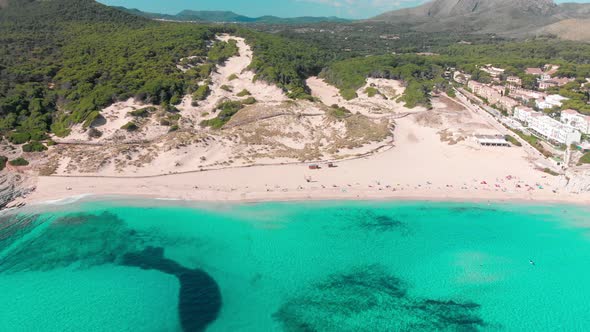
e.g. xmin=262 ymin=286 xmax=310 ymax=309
xmin=564 ymin=169 xmax=590 ymax=194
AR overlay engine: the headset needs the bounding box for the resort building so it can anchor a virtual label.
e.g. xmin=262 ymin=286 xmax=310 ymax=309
xmin=514 ymin=107 xmax=581 ymax=144
xmin=480 ymin=65 xmax=505 ymax=79
xmin=536 ymin=94 xmax=568 ymax=110
xmin=497 ymin=96 xmax=519 ymax=114
xmin=468 ymin=81 xmax=503 ymax=104
xmin=514 ymin=106 xmax=537 ymax=124
xmin=507 ymin=86 xmax=546 ymax=102
xmin=530 ymin=115 xmax=581 ymax=145
xmin=539 ymin=77 xmax=572 ymax=90
xmin=506 ymin=76 xmax=522 ymax=86
xmin=561 ymin=109 xmax=590 ymax=134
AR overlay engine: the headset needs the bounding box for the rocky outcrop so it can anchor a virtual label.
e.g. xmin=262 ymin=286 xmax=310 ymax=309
xmin=564 ymin=169 xmax=590 ymax=194
xmin=0 ymin=172 xmax=35 ymax=209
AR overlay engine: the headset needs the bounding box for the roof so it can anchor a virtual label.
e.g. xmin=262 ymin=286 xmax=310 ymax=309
xmin=526 ymin=68 xmax=544 ymax=75
xmin=562 ymin=109 xmax=579 ymax=115
xmin=516 ymin=106 xmax=535 ymax=113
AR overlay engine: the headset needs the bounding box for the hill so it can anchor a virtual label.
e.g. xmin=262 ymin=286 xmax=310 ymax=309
xmin=0 ymin=0 xmax=328 ymax=146
xmin=372 ymin=0 xmax=590 ymax=40
xmin=115 ymin=7 xmax=350 ymax=24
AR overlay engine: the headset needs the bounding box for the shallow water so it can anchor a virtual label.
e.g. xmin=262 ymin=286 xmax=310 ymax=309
xmin=1 ymin=199 xmax=589 ymax=331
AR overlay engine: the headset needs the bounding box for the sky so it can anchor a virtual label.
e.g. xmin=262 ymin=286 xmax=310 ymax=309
xmin=97 ymin=0 xmax=590 ymax=19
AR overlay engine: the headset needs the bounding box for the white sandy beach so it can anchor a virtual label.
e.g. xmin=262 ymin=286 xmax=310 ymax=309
xmin=23 ymin=112 xmax=590 ymax=206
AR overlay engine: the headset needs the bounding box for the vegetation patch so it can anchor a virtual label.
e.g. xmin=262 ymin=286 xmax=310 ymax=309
xmin=504 ymin=135 xmax=522 ymax=147
xmin=192 ymin=84 xmax=211 ymax=101
xmin=129 ymin=107 xmax=156 ymax=117
xmin=242 ymin=97 xmax=257 ymax=105
xmin=220 ymin=85 xmax=233 ymax=92
xmin=228 ymin=73 xmax=239 ymax=81
xmin=236 ymin=89 xmax=251 ymax=97
xmin=22 ymin=141 xmax=48 ymax=153
xmin=579 ymin=152 xmax=590 ymax=165
xmin=364 ymin=87 xmax=381 ymax=98
xmin=121 ymin=122 xmax=139 ymax=131
xmin=9 ymin=157 xmax=29 ymax=167
xmin=200 ymin=100 xmax=245 ymax=129
xmin=329 ymin=104 xmax=352 ymax=119
xmin=208 ymin=39 xmax=239 ymax=64
xmin=0 ymin=156 xmax=7 ymax=171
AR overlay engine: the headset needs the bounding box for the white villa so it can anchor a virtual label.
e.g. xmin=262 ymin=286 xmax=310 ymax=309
xmin=561 ymin=109 xmax=590 ymax=134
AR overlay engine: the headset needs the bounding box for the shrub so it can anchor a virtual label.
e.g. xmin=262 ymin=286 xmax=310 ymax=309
xmin=236 ymin=89 xmax=251 ymax=97
xmin=0 ymin=156 xmax=7 ymax=171
xmin=83 ymin=111 xmax=101 ymax=128
xmin=228 ymin=74 xmax=239 ymax=81
xmin=169 ymin=124 xmax=179 ymax=132
xmin=220 ymin=85 xmax=233 ymax=92
xmin=161 ymin=103 xmax=179 ymax=113
xmin=200 ymin=100 xmax=244 ymax=129
xmin=129 ymin=107 xmax=155 ymax=117
xmin=242 ymin=97 xmax=257 ymax=105
xmin=170 ymin=94 xmax=182 ymax=105
xmin=121 ymin=122 xmax=138 ymax=131
xmin=329 ymin=105 xmax=352 ymax=119
xmin=22 ymin=141 xmax=48 ymax=152
xmin=287 ymin=87 xmax=314 ymax=100
xmin=504 ymin=135 xmax=522 ymax=147
xmin=8 ymin=132 xmax=30 ymax=144
xmin=9 ymin=157 xmax=29 ymax=166
xmin=364 ymin=87 xmax=380 ymax=97
xmin=341 ymin=89 xmax=358 ymax=101
xmin=168 ymin=114 xmax=181 ymax=121
xmin=192 ymin=84 xmax=210 ymax=101
xmin=580 ymin=152 xmax=590 ymax=164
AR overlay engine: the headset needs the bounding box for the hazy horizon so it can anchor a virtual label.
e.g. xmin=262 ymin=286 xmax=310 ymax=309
xmin=97 ymin=0 xmax=590 ymax=19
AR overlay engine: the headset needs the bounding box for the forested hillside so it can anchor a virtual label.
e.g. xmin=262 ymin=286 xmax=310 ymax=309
xmin=321 ymin=39 xmax=590 ymax=109
xmin=1 ymin=0 xmax=590 ymax=147
xmin=0 ymin=0 xmax=327 ymax=143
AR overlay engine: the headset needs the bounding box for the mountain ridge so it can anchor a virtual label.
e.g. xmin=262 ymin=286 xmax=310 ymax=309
xmin=371 ymin=0 xmax=590 ymax=40
xmin=115 ymin=7 xmax=351 ymax=24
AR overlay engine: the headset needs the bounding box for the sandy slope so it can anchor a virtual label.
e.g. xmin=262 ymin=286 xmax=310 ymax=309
xmin=307 ymin=77 xmax=426 ymax=117
xmin=24 ymin=96 xmax=590 ymax=206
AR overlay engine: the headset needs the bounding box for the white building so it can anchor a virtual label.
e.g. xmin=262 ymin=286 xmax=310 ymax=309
xmin=514 ymin=106 xmax=536 ymax=123
xmin=536 ymin=94 xmax=568 ymax=110
xmin=515 ymin=107 xmax=581 ymax=145
xmin=481 ymin=65 xmax=505 ymax=78
xmin=561 ymin=109 xmax=590 ymax=134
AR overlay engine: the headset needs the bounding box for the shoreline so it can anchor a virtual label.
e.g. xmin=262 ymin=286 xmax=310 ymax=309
xmin=18 ymin=183 xmax=590 ymax=210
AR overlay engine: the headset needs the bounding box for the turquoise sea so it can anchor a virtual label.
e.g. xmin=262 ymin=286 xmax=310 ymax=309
xmin=1 ymin=198 xmax=589 ymax=331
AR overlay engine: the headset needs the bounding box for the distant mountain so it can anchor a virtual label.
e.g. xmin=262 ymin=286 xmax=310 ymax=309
xmin=115 ymin=7 xmax=351 ymax=24
xmin=371 ymin=0 xmax=590 ymax=40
